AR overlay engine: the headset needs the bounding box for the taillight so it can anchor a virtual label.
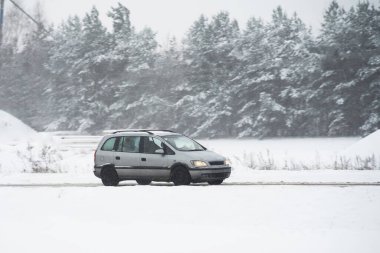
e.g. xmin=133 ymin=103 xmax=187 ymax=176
xmin=94 ymin=150 xmax=97 ymax=163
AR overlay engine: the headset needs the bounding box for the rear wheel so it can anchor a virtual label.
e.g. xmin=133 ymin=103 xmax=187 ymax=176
xmin=101 ymin=168 xmax=119 ymax=186
xmin=136 ymin=179 xmax=152 ymax=185
xmin=208 ymin=179 xmax=224 ymax=185
xmin=172 ymin=167 xmax=191 ymax=186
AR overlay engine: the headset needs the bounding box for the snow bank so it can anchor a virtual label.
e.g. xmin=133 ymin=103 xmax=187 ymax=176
xmin=0 ymin=110 xmax=90 ymax=174
xmin=343 ymin=130 xmax=380 ymax=158
xmin=0 ymin=110 xmax=37 ymax=143
xmin=0 ymin=110 xmax=63 ymax=173
xmin=336 ymin=130 xmax=380 ymax=170
xmin=200 ymin=137 xmax=361 ymax=170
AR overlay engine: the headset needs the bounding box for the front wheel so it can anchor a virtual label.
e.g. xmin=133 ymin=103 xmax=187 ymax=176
xmin=101 ymin=168 xmax=119 ymax=186
xmin=172 ymin=167 xmax=191 ymax=186
xmin=208 ymin=179 xmax=224 ymax=185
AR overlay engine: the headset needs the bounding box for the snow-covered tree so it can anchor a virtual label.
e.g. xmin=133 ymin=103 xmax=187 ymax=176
xmin=314 ymin=1 xmax=380 ymax=136
xmin=1 ymin=1 xmax=378 ymax=138
xmin=233 ymin=7 xmax=320 ymax=138
xmin=181 ymin=12 xmax=239 ymax=137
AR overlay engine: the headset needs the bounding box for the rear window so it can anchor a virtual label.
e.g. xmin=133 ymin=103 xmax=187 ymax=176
xmin=101 ymin=137 xmax=117 ymax=151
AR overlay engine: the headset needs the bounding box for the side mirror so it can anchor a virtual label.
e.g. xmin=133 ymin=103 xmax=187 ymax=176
xmin=162 ymin=143 xmax=174 ymax=155
xmin=162 ymin=143 xmax=169 ymax=155
xmin=155 ymin=149 xmax=165 ymax=155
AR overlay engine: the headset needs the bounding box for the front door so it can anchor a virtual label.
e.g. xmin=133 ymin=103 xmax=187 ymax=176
xmin=140 ymin=136 xmax=170 ymax=180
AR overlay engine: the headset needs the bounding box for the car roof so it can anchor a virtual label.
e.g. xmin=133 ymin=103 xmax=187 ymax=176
xmin=108 ymin=130 xmax=181 ymax=137
xmin=149 ymin=131 xmax=180 ymax=136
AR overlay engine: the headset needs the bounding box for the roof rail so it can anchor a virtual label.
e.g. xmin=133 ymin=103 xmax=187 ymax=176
xmin=110 ymin=129 xmax=175 ymax=134
xmin=150 ymin=129 xmax=175 ymax=133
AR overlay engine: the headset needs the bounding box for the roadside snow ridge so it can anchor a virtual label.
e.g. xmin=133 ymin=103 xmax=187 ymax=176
xmin=343 ymin=130 xmax=380 ymax=158
xmin=0 ymin=110 xmax=37 ymax=143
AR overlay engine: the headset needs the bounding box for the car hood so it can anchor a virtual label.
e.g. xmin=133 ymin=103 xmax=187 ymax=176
xmin=179 ymin=150 xmax=225 ymax=162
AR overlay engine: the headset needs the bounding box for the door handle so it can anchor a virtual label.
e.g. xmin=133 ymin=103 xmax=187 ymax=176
xmin=115 ymin=156 xmax=120 ymax=160
xmin=141 ymin=158 xmax=147 ymax=162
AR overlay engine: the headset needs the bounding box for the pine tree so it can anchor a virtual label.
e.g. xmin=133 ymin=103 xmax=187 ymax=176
xmin=315 ymin=1 xmax=380 ymax=136
xmin=46 ymin=15 xmax=84 ymax=130
xmin=234 ymin=7 xmax=319 ymax=138
xmin=107 ymin=3 xmax=133 ymax=73
xmin=1 ymin=2 xmax=378 ymax=137
xmin=352 ymin=3 xmax=380 ymax=135
xmin=231 ymin=17 xmax=267 ymax=137
xmin=128 ymin=28 xmax=157 ymax=71
xmin=181 ymin=12 xmax=239 ymax=137
xmin=78 ymin=6 xmax=111 ymax=131
xmin=253 ymin=92 xmax=286 ymax=138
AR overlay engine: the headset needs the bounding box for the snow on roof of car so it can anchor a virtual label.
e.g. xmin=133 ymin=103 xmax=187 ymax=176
xmin=150 ymin=131 xmax=180 ymax=136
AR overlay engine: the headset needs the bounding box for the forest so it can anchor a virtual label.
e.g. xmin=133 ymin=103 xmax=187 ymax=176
xmin=0 ymin=1 xmax=379 ymax=138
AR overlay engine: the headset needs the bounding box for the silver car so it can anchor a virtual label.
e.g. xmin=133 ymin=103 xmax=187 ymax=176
xmin=94 ymin=130 xmax=231 ymax=186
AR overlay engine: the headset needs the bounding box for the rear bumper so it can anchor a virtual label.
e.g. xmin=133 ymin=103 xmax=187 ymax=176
xmin=93 ymin=166 xmax=101 ymax=178
xmin=189 ymin=167 xmax=231 ymax=182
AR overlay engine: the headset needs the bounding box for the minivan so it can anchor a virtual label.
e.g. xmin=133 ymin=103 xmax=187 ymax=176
xmin=94 ymin=130 xmax=231 ymax=186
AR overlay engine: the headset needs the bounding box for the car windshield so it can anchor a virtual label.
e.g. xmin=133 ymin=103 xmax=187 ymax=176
xmin=162 ymin=135 xmax=205 ymax=151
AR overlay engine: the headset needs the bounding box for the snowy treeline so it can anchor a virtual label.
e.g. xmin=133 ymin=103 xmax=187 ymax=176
xmin=0 ymin=1 xmax=379 ymax=138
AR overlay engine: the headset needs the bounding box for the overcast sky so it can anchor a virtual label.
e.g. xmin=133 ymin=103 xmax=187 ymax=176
xmin=18 ymin=0 xmax=380 ymax=43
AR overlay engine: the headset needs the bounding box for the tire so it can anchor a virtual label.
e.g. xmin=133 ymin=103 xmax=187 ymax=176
xmin=136 ymin=179 xmax=152 ymax=185
xmin=208 ymin=179 xmax=224 ymax=185
xmin=101 ymin=167 xmax=119 ymax=186
xmin=172 ymin=167 xmax=191 ymax=186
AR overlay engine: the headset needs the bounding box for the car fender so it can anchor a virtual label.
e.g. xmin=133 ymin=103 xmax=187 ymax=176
xmin=99 ymin=163 xmax=116 ymax=175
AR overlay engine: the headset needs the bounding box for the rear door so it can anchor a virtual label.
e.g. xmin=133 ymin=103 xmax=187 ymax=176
xmin=140 ymin=136 xmax=170 ymax=180
xmin=113 ymin=136 xmax=142 ymax=179
xmin=95 ymin=137 xmax=118 ymax=167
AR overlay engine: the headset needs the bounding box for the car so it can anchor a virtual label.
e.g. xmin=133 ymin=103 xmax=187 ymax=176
xmin=93 ymin=129 xmax=231 ymax=186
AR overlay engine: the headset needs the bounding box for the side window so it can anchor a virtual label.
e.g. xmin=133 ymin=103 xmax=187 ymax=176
xmin=117 ymin=136 xmax=141 ymax=153
xmin=101 ymin=137 xmax=117 ymax=151
xmin=142 ymin=137 xmax=163 ymax=154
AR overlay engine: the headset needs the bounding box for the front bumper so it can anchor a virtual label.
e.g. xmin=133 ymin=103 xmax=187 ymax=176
xmin=189 ymin=166 xmax=231 ymax=182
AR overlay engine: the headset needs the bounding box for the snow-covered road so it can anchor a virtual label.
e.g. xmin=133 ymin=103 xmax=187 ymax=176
xmin=1 ymin=185 xmax=380 ymax=253
xmin=2 ymin=130 xmax=380 ymax=253
xmin=1 ymin=182 xmax=380 ymax=187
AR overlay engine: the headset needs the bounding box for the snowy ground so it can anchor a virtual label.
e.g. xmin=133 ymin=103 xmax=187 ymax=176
xmin=1 ymin=185 xmax=380 ymax=253
xmin=1 ymin=111 xmax=380 ymax=253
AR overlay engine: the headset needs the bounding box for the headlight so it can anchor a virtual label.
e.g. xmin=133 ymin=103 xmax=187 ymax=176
xmin=191 ymin=160 xmax=208 ymax=167
xmin=224 ymin=159 xmax=232 ymax=166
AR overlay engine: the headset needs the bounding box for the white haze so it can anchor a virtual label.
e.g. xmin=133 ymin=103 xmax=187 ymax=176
xmin=20 ymin=0 xmax=379 ymax=43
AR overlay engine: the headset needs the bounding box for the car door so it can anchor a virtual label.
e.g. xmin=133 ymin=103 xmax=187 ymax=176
xmin=113 ymin=136 xmax=143 ymax=179
xmin=96 ymin=136 xmax=118 ymax=167
xmin=140 ymin=136 xmax=170 ymax=180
